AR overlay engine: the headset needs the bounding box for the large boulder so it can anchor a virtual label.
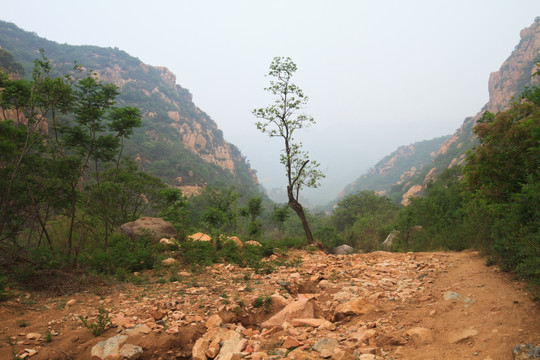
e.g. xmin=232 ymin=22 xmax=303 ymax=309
xmin=261 ymin=299 xmax=323 ymax=328
xmin=333 ymin=244 xmax=354 ymax=255
xmin=188 ymin=232 xmax=212 ymax=241
xmin=381 ymin=230 xmax=399 ymax=248
xmin=117 ymin=217 xmax=177 ymax=242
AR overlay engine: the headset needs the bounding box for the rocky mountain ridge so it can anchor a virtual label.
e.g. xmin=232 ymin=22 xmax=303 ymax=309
xmin=0 ymin=20 xmax=261 ymax=199
xmin=339 ymin=18 xmax=540 ymax=205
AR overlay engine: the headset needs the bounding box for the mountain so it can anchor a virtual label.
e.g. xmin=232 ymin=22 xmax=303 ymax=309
xmin=337 ymin=135 xmax=451 ymax=204
xmin=337 ymin=18 xmax=540 ymax=206
xmin=0 ymin=20 xmax=263 ymax=199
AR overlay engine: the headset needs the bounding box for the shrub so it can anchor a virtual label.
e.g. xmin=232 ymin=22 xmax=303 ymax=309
xmin=180 ymin=240 xmax=217 ymax=266
xmin=79 ymin=306 xmax=111 ymax=336
xmin=252 ymin=294 xmax=272 ymax=312
xmin=0 ymin=274 xmax=12 ymax=301
xmin=85 ymin=234 xmax=156 ymax=275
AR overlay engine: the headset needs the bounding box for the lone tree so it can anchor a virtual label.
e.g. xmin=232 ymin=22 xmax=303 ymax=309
xmin=253 ymin=56 xmax=324 ymax=244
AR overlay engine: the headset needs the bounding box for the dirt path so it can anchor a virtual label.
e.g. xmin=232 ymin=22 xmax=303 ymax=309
xmin=386 ymin=251 xmax=539 ymax=360
xmin=0 ymin=250 xmax=538 ymax=359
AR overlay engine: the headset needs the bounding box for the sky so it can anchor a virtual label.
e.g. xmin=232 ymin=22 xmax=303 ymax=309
xmin=2 ymin=1 xmax=539 ymax=205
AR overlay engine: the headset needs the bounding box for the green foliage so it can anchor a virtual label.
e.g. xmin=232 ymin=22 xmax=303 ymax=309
xmin=159 ymin=187 xmax=190 ymax=236
xmin=332 ymin=190 xmax=400 ymax=251
xmin=314 ymin=227 xmax=344 ymax=251
xmin=0 ymin=274 xmax=12 ymax=301
xmin=387 ymin=86 xmax=540 ymax=291
xmin=79 ymin=306 xmax=111 ymax=336
xmin=85 ymin=234 xmax=156 ymax=275
xmin=466 ymin=102 xmax=539 ymax=203
xmin=394 ymin=167 xmax=469 ymax=251
xmin=252 ymin=294 xmax=272 ymax=312
xmin=179 ymin=241 xmax=217 ymax=267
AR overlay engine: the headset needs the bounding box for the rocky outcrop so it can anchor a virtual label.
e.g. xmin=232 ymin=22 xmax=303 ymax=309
xmin=117 ymin=217 xmax=177 ymax=241
xmin=338 ymin=18 xmax=540 ymax=206
xmin=487 ymin=21 xmax=540 ymax=113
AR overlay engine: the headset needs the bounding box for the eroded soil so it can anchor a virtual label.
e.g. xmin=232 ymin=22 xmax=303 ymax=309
xmin=0 ymin=250 xmax=538 ymax=359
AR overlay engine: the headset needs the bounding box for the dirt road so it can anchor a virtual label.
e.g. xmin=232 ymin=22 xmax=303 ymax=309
xmin=0 ymin=250 xmax=538 ymax=359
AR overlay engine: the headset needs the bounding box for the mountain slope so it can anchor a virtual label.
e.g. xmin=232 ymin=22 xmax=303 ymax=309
xmin=338 ymin=135 xmax=450 ymax=204
xmin=0 ymin=20 xmax=262 ymax=199
xmin=338 ymin=18 xmax=540 ymax=205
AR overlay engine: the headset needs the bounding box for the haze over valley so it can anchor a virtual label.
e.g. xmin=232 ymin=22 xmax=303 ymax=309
xmin=3 ymin=0 xmax=538 ymax=206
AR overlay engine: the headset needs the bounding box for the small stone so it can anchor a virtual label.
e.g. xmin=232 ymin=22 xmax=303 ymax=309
xmin=205 ymin=338 xmax=220 ymax=358
xmin=282 ymin=336 xmax=302 ymax=349
xmin=332 ymin=349 xmax=355 ymax=360
xmin=24 ymin=349 xmax=37 ymax=356
xmin=444 ymin=291 xmax=461 ymax=301
xmin=319 ymin=320 xmax=337 ymax=331
xmin=291 ymin=318 xmax=327 ymax=327
xmin=220 ymin=353 xmax=242 ymax=360
xmin=405 ymin=327 xmax=434 ymax=345
xmin=512 ymin=344 xmax=540 ymax=359
xmin=150 ymin=310 xmax=166 ymax=320
xmin=120 ymin=344 xmax=144 ymax=359
xmin=447 ymin=329 xmax=478 ymax=344
xmin=161 ymin=257 xmax=177 ymax=266
xmin=313 ymin=338 xmax=339 ymax=354
xmin=333 ymin=299 xmax=374 ymax=321
xmin=205 ymin=314 xmax=223 ymax=329
xmin=66 ymin=299 xmax=77 ymax=307
xmin=25 ymin=333 xmax=41 ymax=341
xmin=358 ymin=355 xmax=376 ymax=360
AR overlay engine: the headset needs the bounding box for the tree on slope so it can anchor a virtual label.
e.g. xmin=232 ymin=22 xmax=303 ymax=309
xmin=253 ymin=57 xmax=324 ymax=245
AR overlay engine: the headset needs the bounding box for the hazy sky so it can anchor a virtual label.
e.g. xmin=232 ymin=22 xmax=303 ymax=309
xmin=2 ymin=1 xmax=539 ymax=205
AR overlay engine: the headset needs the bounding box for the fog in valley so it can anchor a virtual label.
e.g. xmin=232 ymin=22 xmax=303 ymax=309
xmin=3 ymin=0 xmax=538 ymax=206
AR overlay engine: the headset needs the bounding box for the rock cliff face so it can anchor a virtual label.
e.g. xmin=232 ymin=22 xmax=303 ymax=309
xmin=337 ymin=136 xmax=450 ymax=204
xmin=0 ymin=21 xmax=261 ymax=198
xmin=338 ymin=18 xmax=540 ymax=206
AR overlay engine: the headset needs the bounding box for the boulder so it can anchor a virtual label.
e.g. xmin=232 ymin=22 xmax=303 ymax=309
xmin=333 ymin=244 xmax=354 ymax=255
xmin=221 ymin=235 xmax=243 ymax=248
xmin=381 ymin=231 xmax=399 ymax=248
xmin=117 ymin=217 xmax=176 ymax=242
xmin=333 ymin=299 xmax=374 ymax=321
xmin=159 ymin=238 xmax=174 ymax=246
xmin=312 ymin=337 xmax=339 ymax=354
xmin=188 ymin=232 xmax=212 ymax=241
xmin=245 ymin=240 xmax=261 ymax=246
xmin=261 ymin=299 xmax=322 ymax=328
xmin=91 ymin=334 xmax=142 ymax=359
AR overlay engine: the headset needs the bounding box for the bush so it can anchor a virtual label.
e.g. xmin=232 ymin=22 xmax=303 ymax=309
xmin=85 ymin=234 xmax=156 ymax=275
xmin=179 ymin=241 xmax=217 ymax=267
xmin=79 ymin=306 xmax=111 ymax=336
xmin=0 ymin=274 xmax=11 ymax=301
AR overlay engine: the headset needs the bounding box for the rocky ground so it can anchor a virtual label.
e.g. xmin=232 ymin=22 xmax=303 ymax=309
xmin=0 ymin=250 xmax=538 ymax=360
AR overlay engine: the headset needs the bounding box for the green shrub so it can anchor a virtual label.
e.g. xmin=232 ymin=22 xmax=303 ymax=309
xmin=219 ymin=241 xmax=243 ymax=264
xmin=79 ymin=306 xmax=111 ymax=336
xmin=86 ymin=234 xmax=156 ymax=275
xmin=180 ymin=241 xmax=217 ymax=266
xmin=252 ymin=294 xmax=272 ymax=313
xmin=0 ymin=274 xmax=12 ymax=301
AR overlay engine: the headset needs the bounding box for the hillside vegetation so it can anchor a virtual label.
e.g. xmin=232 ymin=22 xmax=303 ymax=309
xmin=0 ymin=19 xmax=538 ymax=307
xmin=0 ymin=20 xmax=262 ymax=200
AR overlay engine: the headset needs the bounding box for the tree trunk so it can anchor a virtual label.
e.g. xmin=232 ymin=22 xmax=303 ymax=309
xmin=287 ymin=186 xmax=314 ymax=244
